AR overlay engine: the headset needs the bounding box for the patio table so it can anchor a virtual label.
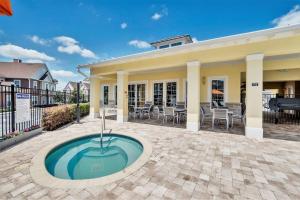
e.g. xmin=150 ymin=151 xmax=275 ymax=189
xmin=174 ymin=108 xmax=187 ymax=124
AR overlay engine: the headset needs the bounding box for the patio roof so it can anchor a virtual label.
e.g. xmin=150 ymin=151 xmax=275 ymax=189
xmin=79 ymin=24 xmax=300 ymax=69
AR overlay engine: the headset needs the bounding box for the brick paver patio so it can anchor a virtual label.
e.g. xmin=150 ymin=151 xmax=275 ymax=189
xmin=0 ymin=118 xmax=300 ymax=199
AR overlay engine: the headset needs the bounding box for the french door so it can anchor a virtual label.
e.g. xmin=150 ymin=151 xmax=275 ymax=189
xmin=128 ymin=83 xmax=146 ymax=107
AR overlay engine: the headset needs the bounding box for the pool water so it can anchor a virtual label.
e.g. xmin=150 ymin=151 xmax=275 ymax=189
xmin=45 ymin=134 xmax=143 ymax=180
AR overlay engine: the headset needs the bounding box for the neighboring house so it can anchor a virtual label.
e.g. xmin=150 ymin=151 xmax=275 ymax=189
xmin=63 ymin=81 xmax=90 ymax=102
xmin=0 ymin=59 xmax=58 ymax=105
xmin=79 ymin=24 xmax=300 ymax=139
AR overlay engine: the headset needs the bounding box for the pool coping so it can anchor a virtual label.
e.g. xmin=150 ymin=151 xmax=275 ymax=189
xmin=30 ymin=131 xmax=152 ymax=189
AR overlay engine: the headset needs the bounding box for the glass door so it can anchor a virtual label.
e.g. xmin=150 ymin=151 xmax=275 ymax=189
xmin=128 ymin=84 xmax=136 ymax=108
xmin=128 ymin=83 xmax=146 ymax=108
xmin=137 ymin=84 xmax=146 ymax=107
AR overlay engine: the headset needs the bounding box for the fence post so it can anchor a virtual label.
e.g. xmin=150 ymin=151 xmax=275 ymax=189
xmin=76 ymin=82 xmax=80 ymax=123
xmin=11 ymin=85 xmax=15 ymax=132
xmin=46 ymin=89 xmax=49 ymax=106
xmin=63 ymin=90 xmax=66 ymax=104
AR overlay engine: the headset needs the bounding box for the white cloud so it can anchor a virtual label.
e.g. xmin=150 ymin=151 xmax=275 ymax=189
xmin=28 ymin=35 xmax=50 ymax=46
xmin=192 ymin=37 xmax=199 ymax=43
xmin=0 ymin=44 xmax=55 ymax=61
xmin=121 ymin=22 xmax=127 ymax=29
xmin=272 ymin=5 xmax=300 ymax=27
xmin=24 ymin=59 xmax=44 ymax=63
xmin=54 ymin=36 xmax=98 ymax=59
xmin=151 ymin=13 xmax=162 ymax=20
xmin=51 ymin=70 xmax=78 ymax=78
xmin=151 ymin=6 xmax=168 ymax=21
xmin=128 ymin=40 xmax=151 ymax=49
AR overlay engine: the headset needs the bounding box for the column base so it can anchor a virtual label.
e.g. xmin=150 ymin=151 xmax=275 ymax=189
xmin=117 ymin=115 xmax=128 ymax=123
xmin=186 ymin=122 xmax=200 ymax=132
xmin=245 ymin=126 xmax=263 ymax=140
xmin=89 ymin=112 xmax=100 ymax=119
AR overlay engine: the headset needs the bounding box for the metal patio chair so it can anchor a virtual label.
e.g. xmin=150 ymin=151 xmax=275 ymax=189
xmin=200 ymin=106 xmax=211 ymax=126
xmin=232 ymin=108 xmax=246 ymax=127
xmin=212 ymin=108 xmax=230 ymax=130
xmin=162 ymin=107 xmax=175 ymax=124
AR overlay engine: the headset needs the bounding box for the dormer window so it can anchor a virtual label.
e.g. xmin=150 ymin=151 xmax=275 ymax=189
xmin=159 ymin=44 xmax=169 ymax=49
xmin=171 ymin=42 xmax=182 ymax=47
xmin=150 ymin=35 xmax=193 ymax=49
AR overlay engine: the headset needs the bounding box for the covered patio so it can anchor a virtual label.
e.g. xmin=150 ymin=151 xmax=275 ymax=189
xmin=82 ymin=25 xmax=300 ymax=140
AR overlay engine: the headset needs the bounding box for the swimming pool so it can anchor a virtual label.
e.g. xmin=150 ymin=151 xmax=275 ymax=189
xmin=45 ymin=134 xmax=143 ymax=180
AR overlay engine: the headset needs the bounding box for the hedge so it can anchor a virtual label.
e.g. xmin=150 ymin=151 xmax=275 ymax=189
xmin=42 ymin=103 xmax=90 ymax=131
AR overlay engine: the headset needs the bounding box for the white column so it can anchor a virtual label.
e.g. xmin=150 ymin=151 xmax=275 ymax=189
xmin=186 ymin=61 xmax=201 ymax=131
xmin=89 ymin=77 xmax=100 ymax=118
xmin=117 ymin=71 xmax=129 ymax=123
xmin=246 ymin=54 xmax=264 ymax=139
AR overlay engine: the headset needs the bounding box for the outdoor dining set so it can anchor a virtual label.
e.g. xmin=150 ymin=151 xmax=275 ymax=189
xmin=126 ymin=100 xmax=246 ymax=130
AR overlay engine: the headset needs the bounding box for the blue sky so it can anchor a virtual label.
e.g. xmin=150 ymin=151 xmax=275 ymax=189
xmin=1 ymin=0 xmax=300 ymax=90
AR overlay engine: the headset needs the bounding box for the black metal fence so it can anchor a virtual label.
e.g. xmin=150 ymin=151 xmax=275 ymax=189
xmin=0 ymin=84 xmax=89 ymax=140
xmin=263 ymin=94 xmax=300 ymax=125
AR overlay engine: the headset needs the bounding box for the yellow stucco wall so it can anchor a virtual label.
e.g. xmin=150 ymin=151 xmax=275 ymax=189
xmin=98 ymin=63 xmax=245 ymax=104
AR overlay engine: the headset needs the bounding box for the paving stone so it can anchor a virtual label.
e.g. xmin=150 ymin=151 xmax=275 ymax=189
xmin=0 ymin=118 xmax=299 ymax=200
xmin=10 ymin=183 xmax=35 ymax=197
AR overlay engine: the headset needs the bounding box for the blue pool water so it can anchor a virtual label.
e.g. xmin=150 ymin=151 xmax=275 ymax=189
xmin=45 ymin=134 xmax=143 ymax=180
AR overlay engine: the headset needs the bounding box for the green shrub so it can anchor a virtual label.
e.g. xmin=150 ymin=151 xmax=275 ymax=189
xmin=42 ymin=103 xmax=90 ymax=131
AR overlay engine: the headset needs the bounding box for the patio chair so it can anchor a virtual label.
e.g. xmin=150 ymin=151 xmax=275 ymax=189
xmin=141 ymin=103 xmax=152 ymax=119
xmin=162 ymin=107 xmax=175 ymax=124
xmin=106 ymin=100 xmax=117 ymax=115
xmin=212 ymin=101 xmax=219 ymax=108
xmin=212 ymin=109 xmax=229 ymax=130
xmin=200 ymin=106 xmax=211 ymax=126
xmin=128 ymin=106 xmax=140 ymax=120
xmin=232 ymin=108 xmax=246 ymax=127
xmin=152 ymin=106 xmax=162 ymax=119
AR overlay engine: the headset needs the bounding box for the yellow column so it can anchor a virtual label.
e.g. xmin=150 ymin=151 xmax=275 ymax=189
xmin=186 ymin=61 xmax=201 ymax=131
xmin=117 ymin=71 xmax=129 ymax=123
xmin=246 ymin=54 xmax=264 ymax=139
xmin=89 ymin=77 xmax=101 ymax=118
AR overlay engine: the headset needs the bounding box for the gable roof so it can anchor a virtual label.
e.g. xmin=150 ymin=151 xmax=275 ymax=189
xmin=64 ymin=81 xmax=77 ymax=91
xmin=0 ymin=61 xmax=57 ymax=84
xmin=0 ymin=62 xmax=45 ymax=79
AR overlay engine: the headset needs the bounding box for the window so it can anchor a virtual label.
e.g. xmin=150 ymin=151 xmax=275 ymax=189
xmin=166 ymin=82 xmax=177 ymax=107
xmin=159 ymin=44 xmax=169 ymax=49
xmin=114 ymin=85 xmax=117 ymax=105
xmin=171 ymin=42 xmax=182 ymax=47
xmin=45 ymin=83 xmax=49 ymax=90
xmin=128 ymin=83 xmax=146 ymax=107
xmin=13 ymin=80 xmax=21 ymax=87
xmin=33 ymin=81 xmax=38 ymax=89
xmin=128 ymin=84 xmax=136 ymax=108
xmin=136 ymin=84 xmax=146 ymax=107
xmin=32 ymin=96 xmax=38 ymax=105
xmin=211 ymin=79 xmax=225 ymax=107
xmin=153 ymin=83 xmax=163 ymax=106
xmin=103 ymin=86 xmax=109 ymax=105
